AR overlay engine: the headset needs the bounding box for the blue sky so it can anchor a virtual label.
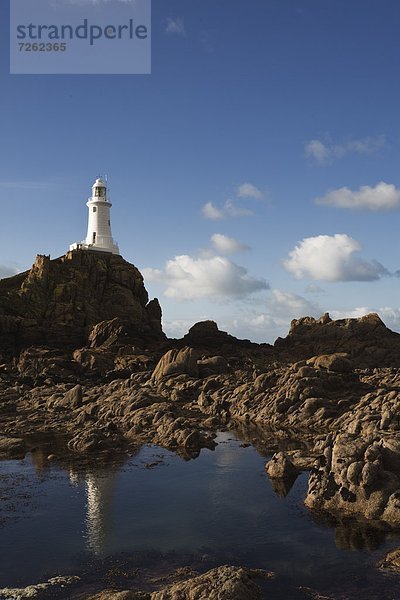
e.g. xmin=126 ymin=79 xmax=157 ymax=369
xmin=1 ymin=0 xmax=400 ymax=342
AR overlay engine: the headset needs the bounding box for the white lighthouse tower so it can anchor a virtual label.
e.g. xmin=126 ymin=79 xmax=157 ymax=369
xmin=70 ymin=178 xmax=119 ymax=255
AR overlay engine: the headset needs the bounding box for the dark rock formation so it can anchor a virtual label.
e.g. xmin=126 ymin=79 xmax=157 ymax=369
xmin=378 ymin=547 xmax=400 ymax=573
xmin=265 ymin=451 xmax=299 ymax=497
xmin=275 ymin=312 xmax=400 ymax=367
xmin=4 ymin=566 xmax=267 ymax=600
xmin=0 ymin=250 xmax=164 ymax=352
xmin=150 ymin=565 xmax=261 ymax=600
xmin=0 ymin=576 xmax=80 ymax=599
xmin=181 ymin=320 xmax=257 ymax=350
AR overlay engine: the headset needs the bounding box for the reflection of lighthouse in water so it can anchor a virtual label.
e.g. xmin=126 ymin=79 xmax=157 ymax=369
xmin=69 ymin=466 xmax=118 ymax=557
xmin=85 ymin=469 xmax=118 ymax=556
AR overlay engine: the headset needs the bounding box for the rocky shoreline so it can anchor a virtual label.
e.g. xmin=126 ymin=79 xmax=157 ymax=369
xmin=2 ymin=324 xmax=400 ymax=528
xmin=1 ymin=251 xmax=400 ymax=597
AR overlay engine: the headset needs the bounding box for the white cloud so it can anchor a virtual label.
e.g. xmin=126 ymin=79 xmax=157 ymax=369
xmin=304 ymin=283 xmax=325 ymax=295
xmin=267 ymin=289 xmax=320 ymax=318
xmin=143 ymin=254 xmax=267 ymax=300
xmin=283 ymin=234 xmax=388 ymax=282
xmin=165 ymin=17 xmax=186 ymax=36
xmin=162 ymin=319 xmax=198 ymax=339
xmin=237 ymin=182 xmax=263 ymax=199
xmin=305 ymin=140 xmax=331 ymax=165
xmin=305 ymin=135 xmax=386 ymax=165
xmin=202 ymin=202 xmax=224 ymax=220
xmin=228 ymin=289 xmax=321 ymax=343
xmin=230 ymin=313 xmax=285 ymax=343
xmin=202 ymin=182 xmax=263 ymax=221
xmin=202 ymin=200 xmax=253 ymax=220
xmin=224 ymin=200 xmax=254 ymax=217
xmin=0 ymin=266 xmax=18 ymax=279
xmin=376 ymin=308 xmax=400 ymax=332
xmin=315 ymin=181 xmax=400 ymax=211
xmin=211 ymin=234 xmax=249 ymax=254
xmin=141 ymin=267 xmax=163 ymax=281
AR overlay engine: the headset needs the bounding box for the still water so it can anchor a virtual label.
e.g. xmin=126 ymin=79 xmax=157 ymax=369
xmin=0 ymin=431 xmax=399 ymax=598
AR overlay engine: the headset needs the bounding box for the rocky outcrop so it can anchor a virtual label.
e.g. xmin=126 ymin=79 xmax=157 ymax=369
xmin=181 ymin=320 xmax=257 ymax=350
xmin=275 ymin=312 xmax=400 ymax=367
xmin=0 ymin=576 xmax=80 ymax=599
xmin=2 ymin=269 xmax=400 ymax=535
xmin=265 ymin=451 xmax=298 ymax=479
xmin=378 ymin=547 xmax=400 ymax=573
xmin=89 ymin=592 xmax=149 ymax=600
xmin=0 ymin=251 xmax=164 ymax=352
xmin=87 ymin=566 xmax=262 ymax=600
xmin=305 ymin=433 xmax=400 ymax=525
xmin=151 ymin=565 xmax=261 ymax=600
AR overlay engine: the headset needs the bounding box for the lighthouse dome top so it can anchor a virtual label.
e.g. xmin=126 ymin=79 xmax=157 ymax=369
xmin=93 ymin=178 xmax=106 ymax=187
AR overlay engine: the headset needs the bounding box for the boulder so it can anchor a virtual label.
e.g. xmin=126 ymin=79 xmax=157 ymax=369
xmin=151 ymin=565 xmax=261 ymax=600
xmin=151 ymin=348 xmax=199 ymax=382
xmin=313 ymin=353 xmax=353 ymax=373
xmin=198 ymin=356 xmax=228 ymax=376
xmin=378 ymin=547 xmax=400 ymax=573
xmin=265 ymin=451 xmax=298 ymax=479
xmin=62 ymin=384 xmax=83 ymax=408
xmin=86 ymin=566 xmax=265 ymax=600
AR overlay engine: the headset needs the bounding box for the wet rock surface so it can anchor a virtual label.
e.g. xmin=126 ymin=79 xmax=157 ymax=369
xmin=0 ymin=576 xmax=80 ymax=599
xmin=87 ymin=566 xmax=265 ymax=600
xmin=378 ymin=547 xmax=400 ymax=573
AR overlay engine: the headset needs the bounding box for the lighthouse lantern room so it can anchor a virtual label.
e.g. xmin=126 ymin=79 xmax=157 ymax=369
xmin=70 ymin=178 xmax=120 ymax=255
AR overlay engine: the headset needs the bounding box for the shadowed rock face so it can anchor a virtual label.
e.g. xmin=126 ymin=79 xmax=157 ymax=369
xmin=274 ymin=312 xmax=400 ymax=367
xmin=0 ymin=251 xmax=164 ymax=351
xmin=181 ymin=320 xmax=259 ymax=350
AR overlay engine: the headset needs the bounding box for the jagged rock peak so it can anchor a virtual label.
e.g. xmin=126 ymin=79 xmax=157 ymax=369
xmin=276 ymin=311 xmax=400 ymax=367
xmin=289 ymin=311 xmax=385 ymax=335
xmin=0 ymin=250 xmax=164 ymax=350
xmin=181 ymin=320 xmax=256 ymax=349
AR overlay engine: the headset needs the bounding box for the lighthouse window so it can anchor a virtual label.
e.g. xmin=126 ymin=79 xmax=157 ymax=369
xmin=92 ymin=232 xmax=96 ymax=243
xmin=93 ymin=207 xmax=97 ymax=212
xmin=108 ymin=220 xmax=110 ymax=226
xmin=95 ymin=187 xmax=106 ymax=197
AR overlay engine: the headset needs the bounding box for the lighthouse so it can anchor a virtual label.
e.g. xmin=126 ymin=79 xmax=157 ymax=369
xmin=70 ymin=178 xmax=120 ymax=255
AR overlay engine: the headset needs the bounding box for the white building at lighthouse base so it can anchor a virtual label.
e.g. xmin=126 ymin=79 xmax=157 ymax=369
xmin=70 ymin=178 xmax=120 ymax=255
